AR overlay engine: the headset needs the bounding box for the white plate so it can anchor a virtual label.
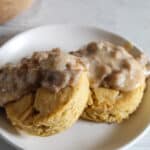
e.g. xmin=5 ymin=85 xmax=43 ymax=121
xmin=0 ymin=25 xmax=150 ymax=150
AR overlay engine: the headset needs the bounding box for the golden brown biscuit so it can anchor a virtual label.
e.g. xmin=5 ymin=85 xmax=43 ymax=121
xmin=5 ymin=72 xmax=89 ymax=136
xmin=82 ymin=84 xmax=145 ymax=123
xmin=70 ymin=41 xmax=148 ymax=123
xmin=0 ymin=0 xmax=33 ymax=24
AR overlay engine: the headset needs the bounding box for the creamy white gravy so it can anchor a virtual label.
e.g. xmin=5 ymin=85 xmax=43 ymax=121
xmin=0 ymin=49 xmax=83 ymax=106
xmin=71 ymin=41 xmax=149 ymax=92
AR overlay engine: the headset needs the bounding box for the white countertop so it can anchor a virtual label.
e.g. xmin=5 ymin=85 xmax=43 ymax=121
xmin=0 ymin=0 xmax=150 ymax=149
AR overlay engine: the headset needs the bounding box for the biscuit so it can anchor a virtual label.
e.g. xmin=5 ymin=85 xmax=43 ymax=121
xmin=81 ymin=84 xmax=145 ymax=123
xmin=70 ymin=41 xmax=147 ymax=123
xmin=5 ymin=72 xmax=89 ymax=136
xmin=0 ymin=0 xmax=33 ymax=24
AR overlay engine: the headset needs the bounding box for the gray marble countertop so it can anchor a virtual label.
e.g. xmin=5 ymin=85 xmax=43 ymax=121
xmin=0 ymin=0 xmax=150 ymax=149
